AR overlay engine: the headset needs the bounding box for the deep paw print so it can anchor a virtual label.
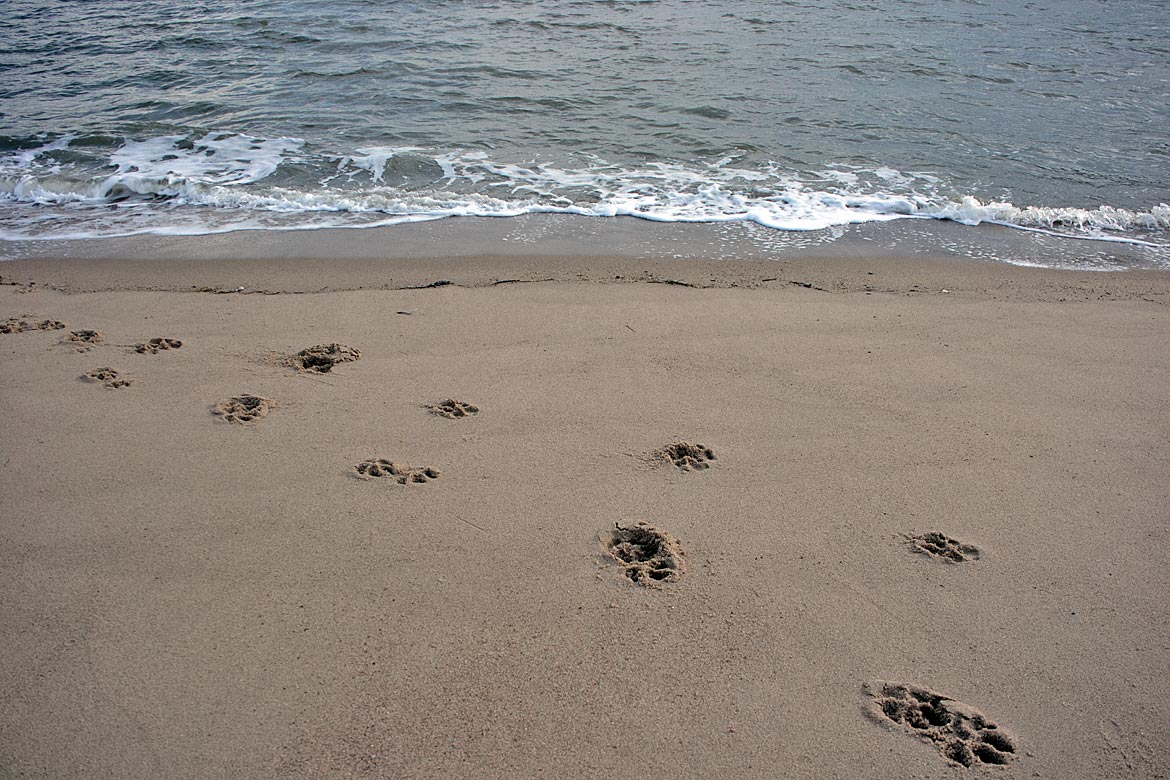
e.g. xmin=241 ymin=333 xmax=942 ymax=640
xmin=82 ymin=367 xmax=132 ymax=388
xmin=602 ymin=522 xmax=685 ymax=586
xmin=213 ymin=395 xmax=275 ymax=423
xmin=660 ymin=441 xmax=716 ymax=471
xmin=292 ymin=343 xmax=361 ymax=373
xmin=136 ymin=337 xmax=183 ymax=354
xmin=354 ymin=458 xmax=440 ymax=484
xmin=1 ymin=317 xmax=65 ymax=334
xmin=908 ymin=532 xmax=981 ymax=563
xmin=427 ymin=399 xmax=479 ymax=418
xmin=866 ymin=681 xmax=1017 ymax=768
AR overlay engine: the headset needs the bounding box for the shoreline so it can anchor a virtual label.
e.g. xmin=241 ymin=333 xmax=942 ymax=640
xmin=3 ymin=215 xmax=1169 ymax=288
xmin=5 ymin=252 xmax=1169 ymax=304
xmin=2 ymin=222 xmax=1169 ymax=303
xmin=2 ymin=247 xmax=1168 ymax=778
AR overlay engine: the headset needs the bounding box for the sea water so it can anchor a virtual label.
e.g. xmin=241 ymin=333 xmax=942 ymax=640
xmin=2 ymin=0 xmax=1168 ymax=268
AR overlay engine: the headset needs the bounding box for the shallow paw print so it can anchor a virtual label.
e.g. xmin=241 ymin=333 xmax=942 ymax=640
xmin=908 ymin=531 xmax=980 ymax=563
xmin=354 ymin=458 xmax=440 ymax=485
xmin=136 ymin=337 xmax=183 ymax=354
xmin=82 ymin=367 xmax=132 ymax=388
xmin=65 ymin=329 xmax=104 ymax=351
xmin=212 ymin=395 xmax=275 ymax=424
xmin=427 ymin=399 xmax=479 ymax=418
xmin=1 ymin=317 xmax=66 ymax=334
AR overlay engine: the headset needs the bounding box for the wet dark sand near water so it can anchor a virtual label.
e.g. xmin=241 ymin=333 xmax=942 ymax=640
xmin=1 ymin=241 xmax=1168 ymax=779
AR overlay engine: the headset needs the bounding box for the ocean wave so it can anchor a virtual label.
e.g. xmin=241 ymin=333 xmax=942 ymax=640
xmin=1 ymin=134 xmax=1167 ymax=246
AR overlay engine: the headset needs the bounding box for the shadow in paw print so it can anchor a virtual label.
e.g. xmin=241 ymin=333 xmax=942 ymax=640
xmin=213 ymin=395 xmax=275 ymax=423
xmin=865 ymin=681 xmax=1016 ymax=767
xmin=660 ymin=441 xmax=716 ymax=471
xmin=354 ymin=458 xmax=440 ymax=484
xmin=82 ymin=367 xmax=131 ymax=388
xmin=601 ymin=522 xmax=685 ymax=586
xmin=136 ymin=337 xmax=182 ymax=354
xmin=427 ymin=399 xmax=479 ymax=418
xmin=908 ymin=532 xmax=980 ymax=563
xmin=292 ymin=343 xmax=361 ymax=373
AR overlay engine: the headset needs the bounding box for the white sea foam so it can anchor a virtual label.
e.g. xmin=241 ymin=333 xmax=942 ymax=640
xmin=334 ymin=146 xmax=423 ymax=183
xmin=101 ymin=133 xmax=303 ymax=198
xmin=4 ymin=135 xmax=74 ymax=171
xmin=1 ymin=137 xmax=1167 ymax=252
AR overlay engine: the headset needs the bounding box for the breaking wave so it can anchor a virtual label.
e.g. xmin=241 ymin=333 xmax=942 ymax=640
xmin=2 ymin=133 xmax=1167 ymax=247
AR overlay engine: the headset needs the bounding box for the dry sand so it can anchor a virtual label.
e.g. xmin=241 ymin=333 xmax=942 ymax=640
xmin=1 ymin=250 xmax=1168 ymax=779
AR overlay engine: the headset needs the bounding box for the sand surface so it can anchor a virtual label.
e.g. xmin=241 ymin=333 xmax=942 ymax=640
xmin=1 ymin=252 xmax=1168 ymax=779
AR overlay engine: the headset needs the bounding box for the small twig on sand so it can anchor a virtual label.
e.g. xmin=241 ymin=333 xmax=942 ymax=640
xmin=456 ymin=516 xmax=488 ymax=533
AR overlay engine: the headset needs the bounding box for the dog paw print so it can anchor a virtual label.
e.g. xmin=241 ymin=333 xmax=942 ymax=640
xmin=601 ymin=522 xmax=685 ymax=586
xmin=866 ymin=681 xmax=1016 ymax=767
xmin=354 ymin=458 xmax=440 ymax=485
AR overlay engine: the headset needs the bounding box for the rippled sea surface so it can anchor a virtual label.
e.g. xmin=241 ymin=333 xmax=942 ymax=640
xmin=2 ymin=0 xmax=1168 ymax=266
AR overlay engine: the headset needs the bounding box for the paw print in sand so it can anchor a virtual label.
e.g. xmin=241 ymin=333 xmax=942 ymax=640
xmin=908 ymin=532 xmax=980 ymax=563
xmin=82 ymin=367 xmax=131 ymax=388
xmin=64 ymin=329 xmax=104 ymax=351
xmin=136 ymin=337 xmax=182 ymax=354
xmin=659 ymin=441 xmax=716 ymax=471
xmin=354 ymin=458 xmax=440 ymax=485
xmin=293 ymin=343 xmax=361 ymax=373
xmin=2 ymin=317 xmax=65 ymax=334
xmin=213 ymin=395 xmax=275 ymax=424
xmin=602 ymin=522 xmax=685 ymax=586
xmin=427 ymin=399 xmax=479 ymax=418
xmin=865 ymin=681 xmax=1016 ymax=767
xmin=68 ymin=329 xmax=104 ymax=344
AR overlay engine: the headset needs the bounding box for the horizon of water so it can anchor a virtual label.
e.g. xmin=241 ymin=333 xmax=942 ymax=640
xmin=2 ymin=0 xmax=1169 ymax=268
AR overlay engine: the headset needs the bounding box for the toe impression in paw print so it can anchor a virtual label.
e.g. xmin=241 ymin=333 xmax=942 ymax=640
xmin=292 ymin=343 xmax=361 ymax=373
xmin=601 ymin=522 xmax=685 ymax=586
xmin=82 ymin=367 xmax=132 ymax=388
xmin=212 ymin=395 xmax=275 ymax=424
xmin=427 ymin=399 xmax=479 ymax=418
xmin=865 ymin=681 xmax=1017 ymax=768
xmin=2 ymin=317 xmax=66 ymax=334
xmin=659 ymin=441 xmax=716 ymax=471
xmin=908 ymin=531 xmax=981 ymax=563
xmin=136 ymin=337 xmax=183 ymax=354
xmin=354 ymin=458 xmax=440 ymax=485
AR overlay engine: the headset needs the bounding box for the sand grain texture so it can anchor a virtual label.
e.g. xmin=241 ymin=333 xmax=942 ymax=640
xmin=2 ymin=253 xmax=1168 ymax=780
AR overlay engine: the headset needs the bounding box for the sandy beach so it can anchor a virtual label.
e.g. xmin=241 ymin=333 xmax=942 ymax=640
xmin=2 ymin=242 xmax=1168 ymax=779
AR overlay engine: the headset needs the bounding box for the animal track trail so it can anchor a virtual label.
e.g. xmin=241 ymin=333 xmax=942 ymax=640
xmin=908 ymin=532 xmax=981 ymax=563
xmin=601 ymin=522 xmax=685 ymax=586
xmin=865 ymin=681 xmax=1017 ymax=768
xmin=354 ymin=458 xmax=440 ymax=485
